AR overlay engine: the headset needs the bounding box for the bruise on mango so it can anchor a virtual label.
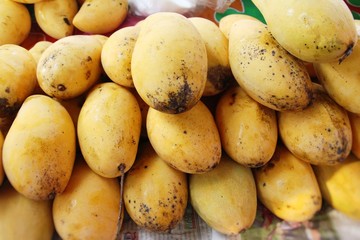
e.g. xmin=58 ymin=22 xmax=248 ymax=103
xmin=147 ymin=81 xmax=194 ymax=114
xmin=56 ymin=84 xmax=67 ymax=91
xmin=0 ymin=97 xmax=21 ymax=118
xmin=205 ymin=65 xmax=233 ymax=95
xmin=254 ymin=147 xmax=280 ymax=177
xmin=246 ymin=161 xmax=267 ymax=168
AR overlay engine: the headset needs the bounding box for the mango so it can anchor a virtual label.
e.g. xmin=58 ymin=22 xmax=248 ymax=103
xmin=77 ymin=82 xmax=141 ymax=178
xmin=0 ymin=44 xmax=37 ymax=118
xmin=147 ymin=100 xmax=221 ymax=174
xmin=124 ymin=142 xmax=188 ymax=232
xmin=229 ymin=19 xmax=313 ymax=111
xmin=253 ymin=144 xmax=322 ymax=222
xmin=0 ymin=181 xmax=54 ymax=240
xmin=131 ymin=12 xmax=207 ymax=114
xmin=190 ymin=154 xmax=257 ymax=235
xmin=278 ymin=83 xmax=352 ymax=165
xmin=215 ymin=85 xmax=277 ymax=167
xmin=2 ymin=94 xmax=76 ymax=200
xmin=53 ymin=159 xmax=122 ymax=240
xmin=252 ymin=0 xmax=357 ymax=63
xmin=313 ymin=154 xmax=360 ymax=220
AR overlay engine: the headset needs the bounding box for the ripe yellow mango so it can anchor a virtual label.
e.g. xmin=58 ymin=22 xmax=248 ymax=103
xmin=313 ymin=154 xmax=360 ymax=221
xmin=0 ymin=44 xmax=37 ymax=118
xmin=53 ymin=159 xmax=122 ymax=240
xmin=229 ymin=19 xmax=313 ymax=111
xmin=0 ymin=0 xmax=31 ymax=45
xmin=78 ymin=82 xmax=141 ymax=178
xmin=215 ymin=85 xmax=277 ymax=167
xmin=252 ymin=0 xmax=358 ymax=63
xmin=0 ymin=181 xmax=54 ymax=240
xmin=101 ymin=26 xmax=140 ymax=88
xmin=2 ymin=94 xmax=76 ymax=200
xmin=278 ymin=83 xmax=352 ymax=165
xmin=253 ymin=144 xmax=322 ymax=222
xmin=314 ymin=38 xmax=360 ymax=114
xmin=147 ymin=100 xmax=221 ymax=174
xmin=73 ymin=0 xmax=128 ymax=34
xmin=131 ymin=12 xmax=207 ymax=114
xmin=219 ymin=14 xmax=260 ymax=39
xmin=124 ymin=142 xmax=188 ymax=232
xmin=34 ymin=0 xmax=78 ymax=39
xmin=37 ymin=35 xmax=103 ymax=100
xmin=190 ymin=154 xmax=257 ymax=235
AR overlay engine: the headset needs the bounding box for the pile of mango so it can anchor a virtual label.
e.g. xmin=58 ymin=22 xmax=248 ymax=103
xmin=1 ymin=0 xmax=360 ymax=239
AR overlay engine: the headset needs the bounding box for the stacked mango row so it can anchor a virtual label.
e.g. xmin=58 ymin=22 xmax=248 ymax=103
xmin=0 ymin=0 xmax=360 ymax=239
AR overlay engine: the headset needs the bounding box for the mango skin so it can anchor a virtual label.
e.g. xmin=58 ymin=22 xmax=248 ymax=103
xmin=37 ymin=35 xmax=102 ymax=100
xmin=2 ymin=94 xmax=76 ymax=200
xmin=53 ymin=159 xmax=122 ymax=240
xmin=190 ymin=154 xmax=257 ymax=235
xmin=101 ymin=26 xmax=140 ymax=88
xmin=349 ymin=112 xmax=360 ymax=159
xmin=124 ymin=142 xmax=188 ymax=233
xmin=0 ymin=181 xmax=54 ymax=240
xmin=219 ymin=14 xmax=260 ymax=39
xmin=34 ymin=0 xmax=78 ymax=39
xmin=73 ymin=0 xmax=128 ymax=34
xmin=314 ymin=38 xmax=360 ymax=114
xmin=0 ymin=44 xmax=37 ymax=118
xmin=253 ymin=144 xmax=322 ymax=222
xmin=0 ymin=131 xmax=4 ymax=186
xmin=131 ymin=12 xmax=207 ymax=114
xmin=189 ymin=17 xmax=233 ymax=96
xmin=147 ymin=100 xmax=221 ymax=174
xmin=252 ymin=0 xmax=358 ymax=63
xmin=356 ymin=20 xmax=360 ymax=37
xmin=278 ymin=83 xmax=352 ymax=165
xmin=29 ymin=41 xmax=53 ymax=64
xmin=313 ymin=154 xmax=360 ymax=221
xmin=215 ymin=85 xmax=278 ymax=167
xmin=0 ymin=0 xmax=31 ymax=45
xmin=229 ymin=19 xmax=313 ymax=111
xmin=77 ymin=82 xmax=142 ymax=178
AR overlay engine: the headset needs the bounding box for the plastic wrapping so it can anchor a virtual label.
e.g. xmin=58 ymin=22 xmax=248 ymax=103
xmin=128 ymin=0 xmax=235 ymax=17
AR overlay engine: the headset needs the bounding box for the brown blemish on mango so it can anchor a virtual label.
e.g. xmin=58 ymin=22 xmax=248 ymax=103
xmin=117 ymin=163 xmax=126 ymax=172
xmin=0 ymin=98 xmax=21 ymax=117
xmin=57 ymin=84 xmax=66 ymax=91
xmin=207 ymin=65 xmax=233 ymax=92
xmin=63 ymin=17 xmax=71 ymax=26
xmin=229 ymin=92 xmax=237 ymax=106
xmin=246 ymin=161 xmax=266 ymax=168
xmin=35 ymin=167 xmax=65 ymax=200
xmin=148 ymin=81 xmax=194 ymax=114
xmin=311 ymin=195 xmax=322 ymax=206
